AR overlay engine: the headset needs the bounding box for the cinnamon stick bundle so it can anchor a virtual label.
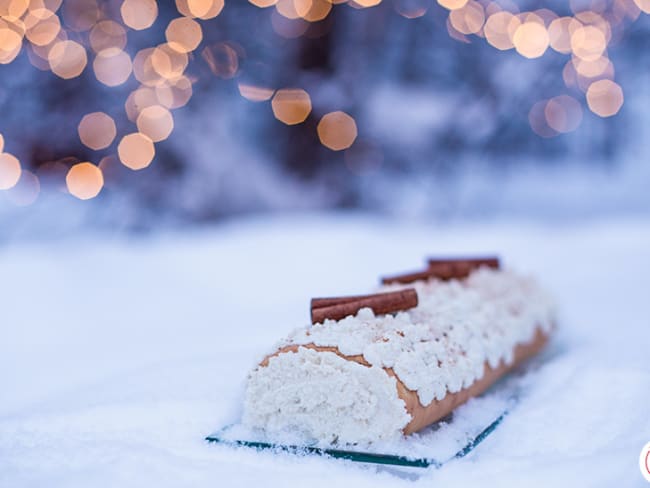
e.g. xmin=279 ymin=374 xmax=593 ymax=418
xmin=381 ymin=256 xmax=500 ymax=285
xmin=311 ymin=288 xmax=418 ymax=324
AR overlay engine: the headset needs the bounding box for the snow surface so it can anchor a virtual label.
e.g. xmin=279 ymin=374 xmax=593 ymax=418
xmin=1 ymin=214 xmax=649 ymax=487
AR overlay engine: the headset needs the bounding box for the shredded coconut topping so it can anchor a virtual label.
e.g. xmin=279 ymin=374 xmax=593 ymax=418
xmin=243 ymin=267 xmax=555 ymax=442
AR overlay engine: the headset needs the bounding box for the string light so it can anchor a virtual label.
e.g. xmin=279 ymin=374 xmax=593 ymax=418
xmin=0 ymin=0 xmax=646 ymax=205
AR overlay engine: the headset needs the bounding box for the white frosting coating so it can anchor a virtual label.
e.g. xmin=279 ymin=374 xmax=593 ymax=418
xmin=243 ymin=267 xmax=555 ymax=442
xmin=243 ymin=347 xmax=411 ymax=444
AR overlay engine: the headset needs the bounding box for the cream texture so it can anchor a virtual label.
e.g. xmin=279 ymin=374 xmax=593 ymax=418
xmin=243 ymin=347 xmax=412 ymax=444
xmin=243 ymin=267 xmax=555 ymax=442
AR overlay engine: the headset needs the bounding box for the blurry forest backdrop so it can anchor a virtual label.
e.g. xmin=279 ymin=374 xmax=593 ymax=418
xmin=0 ymin=0 xmax=649 ymax=234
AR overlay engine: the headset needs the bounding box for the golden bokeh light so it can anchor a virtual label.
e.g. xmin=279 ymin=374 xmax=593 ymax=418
xmin=438 ymin=0 xmax=469 ymax=11
xmin=271 ymin=88 xmax=312 ymax=125
xmin=117 ymin=132 xmax=155 ymax=170
xmin=158 ymin=75 xmax=193 ymax=109
xmin=238 ymin=83 xmax=274 ymax=102
xmin=586 ymin=79 xmax=624 ymax=117
xmin=150 ymin=43 xmax=188 ymax=80
xmin=136 ymin=105 xmax=174 ymax=142
xmin=0 ymin=152 xmax=21 ymax=190
xmin=61 ymin=0 xmax=99 ymax=32
xmin=89 ymin=20 xmax=127 ymax=53
xmin=573 ymin=55 xmax=612 ymax=78
xmin=0 ymin=17 xmax=25 ymax=64
xmin=125 ymin=86 xmax=160 ymax=122
xmin=548 ymin=16 xmax=582 ymax=54
xmin=571 ymin=25 xmax=607 ymax=62
xmin=30 ymin=0 xmax=64 ymax=11
xmin=249 ymin=0 xmax=277 ymax=6
xmin=275 ymin=0 xmax=299 ymax=20
xmin=121 ymin=0 xmax=158 ymax=31
xmin=299 ymin=0 xmax=332 ymax=22
xmin=317 ymin=111 xmax=358 ymax=151
xmin=0 ymin=0 xmax=29 ymax=17
xmin=202 ymin=42 xmax=239 ymax=79
xmin=66 ymin=162 xmax=104 ymax=200
xmin=0 ymin=133 xmax=3 ymax=152
xmin=48 ymin=39 xmax=87 ymax=79
xmin=175 ymin=0 xmax=224 ymax=19
xmin=93 ymin=48 xmax=132 ymax=86
xmin=633 ymin=0 xmax=650 ymax=13
xmin=513 ymin=21 xmax=549 ymax=59
xmin=484 ymin=11 xmax=520 ymax=50
xmin=133 ymin=47 xmax=161 ymax=86
xmin=6 ymin=169 xmax=40 ymax=206
xmin=544 ymin=95 xmax=582 ymax=133
xmin=24 ymin=8 xmax=61 ymax=46
xmin=353 ymin=0 xmax=382 ymax=7
xmin=449 ymin=1 xmax=485 ymax=35
xmin=78 ymin=112 xmax=117 ymax=150
xmin=165 ymin=17 xmax=202 ymax=53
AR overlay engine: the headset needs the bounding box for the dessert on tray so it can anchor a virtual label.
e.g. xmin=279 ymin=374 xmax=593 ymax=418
xmin=242 ymin=257 xmax=555 ymax=445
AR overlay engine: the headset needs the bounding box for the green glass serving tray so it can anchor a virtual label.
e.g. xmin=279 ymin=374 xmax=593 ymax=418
xmin=206 ymin=410 xmax=508 ymax=468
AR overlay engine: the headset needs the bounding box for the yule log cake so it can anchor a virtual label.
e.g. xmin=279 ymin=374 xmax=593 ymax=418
xmin=243 ymin=257 xmax=555 ymax=445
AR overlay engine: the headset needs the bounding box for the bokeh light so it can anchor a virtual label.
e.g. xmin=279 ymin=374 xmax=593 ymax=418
xmin=93 ymin=48 xmax=132 ymax=86
xmin=438 ymin=0 xmax=469 ymax=11
xmin=66 ymin=162 xmax=104 ymax=200
xmin=317 ymin=111 xmax=358 ymax=151
xmin=571 ymin=25 xmax=607 ymax=62
xmin=175 ymin=0 xmax=224 ymax=19
xmin=150 ymin=43 xmax=188 ymax=80
xmin=544 ymin=95 xmax=583 ymax=133
xmin=238 ymin=83 xmax=274 ymax=102
xmin=118 ymin=133 xmax=156 ymax=170
xmin=89 ymin=20 xmax=127 ymax=53
xmin=249 ymin=0 xmax=277 ymax=6
xmin=165 ymin=17 xmax=202 ymax=53
xmin=271 ymin=88 xmax=312 ymax=125
xmin=121 ymin=0 xmax=158 ymax=31
xmin=48 ymin=39 xmax=87 ymax=79
xmin=0 ymin=0 xmax=29 ymax=18
xmin=634 ymin=0 xmax=650 ymax=13
xmin=24 ymin=8 xmax=61 ymax=46
xmin=449 ymin=1 xmax=485 ymax=35
xmin=202 ymin=42 xmax=239 ymax=79
xmin=513 ymin=21 xmax=549 ymax=58
xmin=78 ymin=112 xmax=117 ymax=150
xmin=6 ymin=169 xmax=40 ymax=206
xmin=586 ymin=79 xmax=624 ymax=117
xmin=61 ymin=0 xmax=99 ymax=32
xmin=136 ymin=105 xmax=174 ymax=142
xmin=0 ymin=152 xmax=21 ymax=190
xmin=548 ymin=17 xmax=582 ymax=54
xmin=484 ymin=11 xmax=520 ymax=50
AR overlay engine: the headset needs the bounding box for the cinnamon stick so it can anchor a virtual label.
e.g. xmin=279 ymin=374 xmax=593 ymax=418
xmin=427 ymin=256 xmax=500 ymax=280
xmin=311 ymin=288 xmax=418 ymax=324
xmin=381 ymin=256 xmax=500 ymax=285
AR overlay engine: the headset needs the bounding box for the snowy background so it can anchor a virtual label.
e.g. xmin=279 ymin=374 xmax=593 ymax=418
xmin=1 ymin=216 xmax=650 ymax=486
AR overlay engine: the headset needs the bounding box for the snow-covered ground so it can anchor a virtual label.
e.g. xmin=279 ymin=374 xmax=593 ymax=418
xmin=1 ymin=214 xmax=649 ymax=487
